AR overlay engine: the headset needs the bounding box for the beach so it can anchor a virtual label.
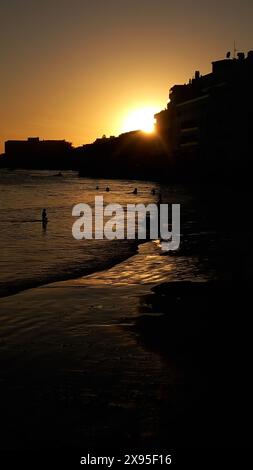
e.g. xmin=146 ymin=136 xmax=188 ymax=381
xmin=0 ymin=241 xmax=252 ymax=451
xmin=0 ymin=170 xmax=252 ymax=452
xmin=0 ymin=242 xmax=190 ymax=450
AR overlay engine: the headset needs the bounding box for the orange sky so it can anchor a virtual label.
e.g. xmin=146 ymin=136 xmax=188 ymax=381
xmin=0 ymin=0 xmax=253 ymax=153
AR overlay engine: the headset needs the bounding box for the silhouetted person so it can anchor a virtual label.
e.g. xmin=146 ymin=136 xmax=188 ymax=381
xmin=157 ymin=194 xmax=162 ymax=238
xmin=151 ymin=188 xmax=156 ymax=195
xmin=106 ymin=186 xmax=110 ymax=192
xmin=42 ymin=208 xmax=48 ymax=228
xmin=96 ymin=185 xmax=99 ymax=190
xmin=133 ymin=188 xmax=138 ymax=195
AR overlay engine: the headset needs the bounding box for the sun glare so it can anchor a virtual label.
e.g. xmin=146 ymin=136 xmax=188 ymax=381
xmin=122 ymin=107 xmax=157 ymax=134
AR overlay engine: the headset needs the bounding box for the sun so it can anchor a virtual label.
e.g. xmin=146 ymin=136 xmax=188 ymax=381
xmin=122 ymin=106 xmax=157 ymax=134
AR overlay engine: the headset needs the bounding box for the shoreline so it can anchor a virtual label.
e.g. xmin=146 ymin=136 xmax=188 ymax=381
xmin=0 ymin=239 xmax=144 ymax=299
xmin=0 ymin=243 xmax=252 ymax=449
xmin=0 ymin=248 xmax=164 ymax=450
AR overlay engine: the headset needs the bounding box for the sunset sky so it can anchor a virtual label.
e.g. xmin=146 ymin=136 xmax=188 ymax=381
xmin=0 ymin=0 xmax=253 ymax=153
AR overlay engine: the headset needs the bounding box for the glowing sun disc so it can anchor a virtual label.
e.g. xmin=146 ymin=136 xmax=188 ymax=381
xmin=122 ymin=107 xmax=156 ymax=134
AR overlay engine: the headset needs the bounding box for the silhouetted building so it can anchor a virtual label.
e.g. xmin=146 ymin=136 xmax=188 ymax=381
xmin=77 ymin=130 xmax=167 ymax=180
xmin=3 ymin=51 xmax=253 ymax=181
xmin=155 ymin=51 xmax=253 ymax=179
xmin=4 ymin=137 xmax=73 ymax=169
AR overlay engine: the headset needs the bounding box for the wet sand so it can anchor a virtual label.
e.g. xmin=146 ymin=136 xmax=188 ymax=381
xmin=0 ymin=243 xmax=173 ymax=450
xmin=0 ymin=243 xmax=252 ymax=450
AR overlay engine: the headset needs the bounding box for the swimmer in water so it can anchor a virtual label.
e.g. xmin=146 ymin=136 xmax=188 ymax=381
xmin=42 ymin=208 xmax=48 ymax=227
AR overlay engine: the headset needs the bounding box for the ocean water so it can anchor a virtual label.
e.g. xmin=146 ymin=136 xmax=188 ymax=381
xmin=0 ymin=169 xmax=161 ymax=296
xmin=0 ymin=168 xmax=246 ymax=297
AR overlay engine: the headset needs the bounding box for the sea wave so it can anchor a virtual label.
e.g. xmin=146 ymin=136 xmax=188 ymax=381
xmin=0 ymin=239 xmax=141 ymax=298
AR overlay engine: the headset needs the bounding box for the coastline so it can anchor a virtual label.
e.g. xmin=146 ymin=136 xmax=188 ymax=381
xmin=0 ymin=239 xmax=142 ymax=299
xmin=0 ymin=243 xmax=165 ymax=450
xmin=0 ymin=241 xmax=206 ymax=449
xmin=1 ymin=242 xmax=251 ymax=450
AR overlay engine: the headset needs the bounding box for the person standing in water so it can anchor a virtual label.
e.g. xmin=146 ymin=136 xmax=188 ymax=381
xmin=42 ymin=208 xmax=48 ymax=228
xmin=157 ymin=194 xmax=162 ymax=239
